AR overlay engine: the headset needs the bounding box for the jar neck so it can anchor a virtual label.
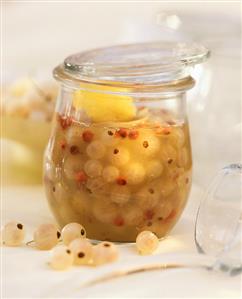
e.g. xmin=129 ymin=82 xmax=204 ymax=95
xmin=53 ymin=64 xmax=195 ymax=97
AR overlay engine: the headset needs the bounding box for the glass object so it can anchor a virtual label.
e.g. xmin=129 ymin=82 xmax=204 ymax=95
xmin=195 ymin=163 xmax=242 ymax=274
xmin=43 ymin=42 xmax=209 ymax=242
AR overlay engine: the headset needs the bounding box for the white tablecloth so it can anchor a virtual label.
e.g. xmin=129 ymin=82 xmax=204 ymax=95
xmin=1 ymin=184 xmax=241 ymax=298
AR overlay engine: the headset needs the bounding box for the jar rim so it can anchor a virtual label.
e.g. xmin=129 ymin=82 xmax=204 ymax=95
xmin=54 ymin=41 xmax=209 ymax=93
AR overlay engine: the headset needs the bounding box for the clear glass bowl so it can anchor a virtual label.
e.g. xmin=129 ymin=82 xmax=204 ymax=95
xmin=43 ymin=42 xmax=209 ymax=242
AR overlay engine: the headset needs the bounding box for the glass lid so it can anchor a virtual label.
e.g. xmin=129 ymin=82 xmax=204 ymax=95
xmin=54 ymin=41 xmax=209 ymax=89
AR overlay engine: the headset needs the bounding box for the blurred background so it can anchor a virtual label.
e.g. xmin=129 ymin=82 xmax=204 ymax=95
xmin=2 ymin=1 xmax=241 ymax=188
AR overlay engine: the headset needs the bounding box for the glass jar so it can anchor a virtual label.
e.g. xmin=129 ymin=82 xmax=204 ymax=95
xmin=44 ymin=42 xmax=209 ymax=242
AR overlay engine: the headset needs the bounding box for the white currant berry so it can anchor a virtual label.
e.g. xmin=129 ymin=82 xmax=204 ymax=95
xmin=69 ymin=238 xmax=93 ymax=265
xmin=66 ymin=125 xmax=83 ymax=144
xmin=61 ymin=223 xmax=86 ymax=245
xmin=123 ymin=204 xmax=143 ymax=226
xmin=110 ymin=185 xmax=131 ymax=205
xmin=146 ymin=160 xmax=164 ymax=179
xmin=34 ymin=223 xmax=61 ymax=250
xmin=86 ymin=140 xmax=106 ymax=159
xmin=84 ymin=159 xmax=103 ymax=178
xmin=161 ymin=144 xmax=177 ymax=165
xmin=102 ymin=165 xmax=120 ymax=183
xmin=49 ymin=245 xmax=74 ymax=270
xmin=123 ymin=162 xmax=146 ymax=185
xmin=156 ymin=202 xmax=173 ymax=220
xmin=92 ymin=199 xmax=118 ymax=224
xmin=2 ymin=221 xmax=25 ymax=246
xmin=92 ymin=242 xmax=119 ymax=266
xmin=170 ymin=127 xmax=185 ymax=148
xmin=63 ymin=155 xmax=84 ymax=180
xmin=136 ymin=231 xmax=159 ymax=255
xmin=109 ymin=146 xmax=130 ymax=167
xmin=138 ymin=133 xmax=160 ymax=157
xmin=86 ymin=178 xmax=108 ymax=195
xmin=101 ymin=130 xmax=119 ymax=146
xmin=135 ymin=186 xmax=159 ymax=209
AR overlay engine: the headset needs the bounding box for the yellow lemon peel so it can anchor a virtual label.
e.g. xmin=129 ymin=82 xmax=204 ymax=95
xmin=73 ymin=84 xmax=136 ymax=122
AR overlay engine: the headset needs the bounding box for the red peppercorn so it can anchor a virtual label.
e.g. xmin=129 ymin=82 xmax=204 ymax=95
xmin=113 ymin=216 xmax=124 ymax=226
xmin=162 ymin=127 xmax=171 ymax=135
xmin=167 ymin=158 xmax=173 ymax=164
xmin=58 ymin=115 xmax=72 ymax=130
xmin=82 ymin=130 xmax=94 ymax=143
xmin=128 ymin=130 xmax=139 ymax=140
xmin=60 ymin=140 xmax=67 ymax=150
xmin=164 ymin=209 xmax=176 ymax=222
xmin=144 ymin=209 xmax=154 ymax=220
xmin=70 ymin=145 xmax=79 ymax=155
xmin=116 ymin=177 xmax=127 ymax=185
xmin=116 ymin=128 xmax=128 ymax=138
xmin=75 ymin=171 xmax=87 ymax=183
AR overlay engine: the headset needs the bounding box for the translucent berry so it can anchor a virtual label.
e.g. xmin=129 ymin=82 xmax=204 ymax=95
xmin=136 ymin=231 xmax=159 ymax=255
xmin=49 ymin=246 xmax=74 ymax=270
xmin=171 ymin=128 xmax=185 ymax=148
xmin=161 ymin=144 xmax=177 ymax=165
xmin=146 ymin=160 xmax=163 ymax=179
xmin=34 ymin=223 xmax=61 ymax=250
xmin=86 ymin=178 xmax=108 ymax=195
xmin=123 ymin=162 xmax=146 ymax=185
xmin=109 ymin=146 xmax=130 ymax=167
xmin=138 ymin=133 xmax=160 ymax=157
xmin=102 ymin=165 xmax=119 ymax=183
xmin=61 ymin=223 xmax=86 ymax=245
xmin=2 ymin=221 xmax=25 ymax=246
xmin=69 ymin=238 xmax=93 ymax=265
xmin=110 ymin=185 xmax=131 ymax=205
xmin=156 ymin=202 xmax=173 ymax=220
xmin=86 ymin=140 xmax=106 ymax=159
xmin=101 ymin=130 xmax=118 ymax=146
xmin=92 ymin=199 xmax=118 ymax=224
xmin=135 ymin=186 xmax=159 ymax=209
xmin=123 ymin=204 xmax=143 ymax=226
xmin=63 ymin=155 xmax=84 ymax=180
xmin=84 ymin=159 xmax=103 ymax=178
xmin=92 ymin=242 xmax=119 ymax=266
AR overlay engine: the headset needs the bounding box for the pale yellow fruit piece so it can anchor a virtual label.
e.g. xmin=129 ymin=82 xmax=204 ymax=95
xmin=9 ymin=78 xmax=33 ymax=97
xmin=73 ymin=84 xmax=136 ymax=122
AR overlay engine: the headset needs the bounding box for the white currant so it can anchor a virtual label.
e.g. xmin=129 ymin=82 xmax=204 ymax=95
xmin=61 ymin=223 xmax=86 ymax=245
xmin=136 ymin=231 xmax=159 ymax=255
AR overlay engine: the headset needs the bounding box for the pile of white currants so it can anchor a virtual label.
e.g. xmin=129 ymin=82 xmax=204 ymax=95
xmin=1 ymin=221 xmax=159 ymax=271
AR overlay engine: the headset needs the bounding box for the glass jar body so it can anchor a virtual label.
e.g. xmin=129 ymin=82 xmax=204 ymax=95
xmin=44 ymin=85 xmax=192 ymax=242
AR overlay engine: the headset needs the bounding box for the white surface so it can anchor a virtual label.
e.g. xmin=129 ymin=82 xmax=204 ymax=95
xmin=1 ymin=184 xmax=241 ymax=298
